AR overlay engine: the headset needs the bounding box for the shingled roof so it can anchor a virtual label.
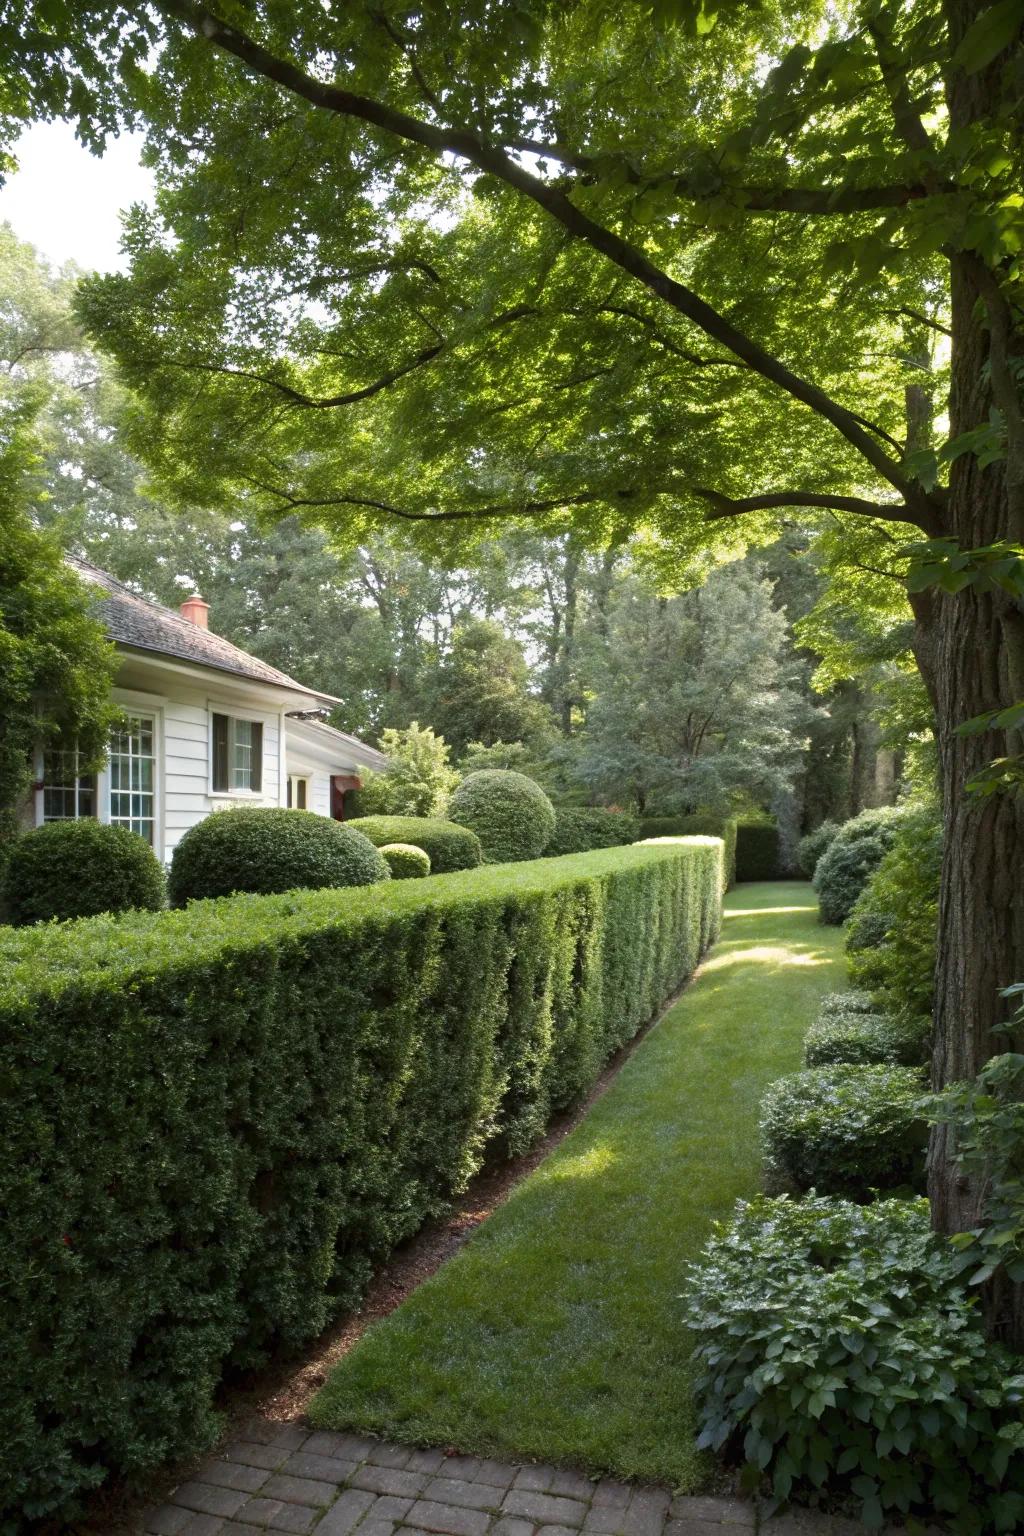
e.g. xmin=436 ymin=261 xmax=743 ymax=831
xmin=68 ymin=554 xmax=338 ymax=701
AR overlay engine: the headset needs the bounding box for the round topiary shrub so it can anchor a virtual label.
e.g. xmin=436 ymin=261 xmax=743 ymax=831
xmin=2 ymin=819 xmax=166 ymax=925
xmin=813 ymin=806 xmax=906 ymax=924
xmin=379 ymin=842 xmax=431 ymax=879
xmin=347 ymin=815 xmax=482 ymax=872
xmin=544 ymin=807 xmax=639 ymax=856
xmin=804 ymin=1010 xmax=930 ymax=1068
xmin=448 ymin=770 xmax=556 ymax=863
xmin=759 ymin=1063 xmax=927 ymax=1199
xmin=796 ymin=818 xmax=839 ymax=877
xmin=167 ymin=807 xmax=390 ymax=905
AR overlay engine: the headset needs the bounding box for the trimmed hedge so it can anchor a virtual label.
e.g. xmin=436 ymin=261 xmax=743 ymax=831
xmin=760 ymin=1063 xmax=927 ymax=1199
xmin=0 ymin=838 xmax=721 ymax=1524
xmin=1 ymin=820 xmax=166 ymax=925
xmin=347 ymin=815 xmax=482 ymax=873
xmin=168 ymin=807 xmax=389 ymax=904
xmin=544 ymin=807 xmax=639 ymax=857
xmin=379 ymin=842 xmax=431 ymax=879
xmin=804 ymin=1009 xmax=931 ymax=1068
xmin=735 ymin=819 xmax=779 ymax=881
xmin=637 ymin=814 xmax=737 ymax=888
xmin=689 ymin=1194 xmax=1024 ymax=1532
xmin=819 ymin=988 xmax=875 ymax=1017
xmin=448 ymin=769 xmax=556 ymax=863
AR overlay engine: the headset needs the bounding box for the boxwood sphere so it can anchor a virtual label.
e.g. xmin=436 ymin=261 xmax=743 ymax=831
xmin=2 ymin=819 xmax=166 ymax=925
xmin=448 ymin=769 xmax=556 ymax=863
xmin=168 ymin=807 xmax=390 ymax=905
xmin=379 ymin=842 xmax=431 ymax=879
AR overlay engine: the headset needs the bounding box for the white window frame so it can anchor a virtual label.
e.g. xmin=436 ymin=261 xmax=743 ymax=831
xmin=286 ymin=774 xmax=310 ymax=810
xmin=207 ymin=702 xmax=275 ymax=800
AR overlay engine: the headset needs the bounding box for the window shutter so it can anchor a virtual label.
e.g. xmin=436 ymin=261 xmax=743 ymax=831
xmin=297 ymin=777 xmax=306 ymax=810
xmin=250 ymin=721 xmax=263 ymax=792
xmin=212 ymin=714 xmax=230 ymax=792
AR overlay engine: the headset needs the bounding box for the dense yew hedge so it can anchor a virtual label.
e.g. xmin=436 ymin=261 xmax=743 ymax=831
xmin=735 ymin=819 xmax=779 ymax=880
xmin=2 ymin=820 xmax=166 ymax=924
xmin=168 ymin=806 xmax=389 ymax=904
xmin=0 ymin=838 xmax=721 ymax=1525
xmin=348 ymin=814 xmax=483 ymax=872
xmin=379 ymin=842 xmax=431 ymax=878
xmin=637 ymin=814 xmax=737 ymax=888
xmin=448 ymin=769 xmax=557 ymax=862
xmin=544 ymin=806 xmax=639 ymax=856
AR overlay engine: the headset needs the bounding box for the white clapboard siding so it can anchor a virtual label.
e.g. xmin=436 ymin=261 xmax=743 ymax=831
xmin=310 ymin=770 xmax=332 ymax=817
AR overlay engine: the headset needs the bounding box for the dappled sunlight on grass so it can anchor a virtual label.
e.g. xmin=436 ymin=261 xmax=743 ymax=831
xmin=311 ymin=880 xmax=847 ymax=1489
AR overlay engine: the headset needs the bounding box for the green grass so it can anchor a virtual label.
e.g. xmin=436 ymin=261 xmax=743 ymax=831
xmin=310 ymin=881 xmax=846 ymax=1488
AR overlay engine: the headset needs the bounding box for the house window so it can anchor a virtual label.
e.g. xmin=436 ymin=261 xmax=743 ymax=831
xmin=108 ymin=714 xmax=156 ymax=845
xmin=212 ymin=713 xmax=263 ymax=793
xmin=286 ymin=775 xmax=309 ymax=810
xmin=42 ymin=747 xmax=96 ymax=822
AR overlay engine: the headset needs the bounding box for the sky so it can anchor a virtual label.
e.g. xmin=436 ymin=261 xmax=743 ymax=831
xmin=0 ymin=119 xmax=155 ymax=274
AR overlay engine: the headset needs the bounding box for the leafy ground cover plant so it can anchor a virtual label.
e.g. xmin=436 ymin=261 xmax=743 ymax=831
xmin=0 ymin=839 xmax=720 ymax=1523
xmin=759 ymin=1063 xmax=927 ymax=1198
xmin=348 ymin=814 xmax=482 ymax=872
xmin=812 ymin=807 xmax=907 ymax=925
xmin=804 ymin=1009 xmax=930 ymax=1068
xmin=448 ymin=769 xmax=556 ymax=862
xmin=688 ymin=1194 xmax=1024 ymax=1534
xmin=168 ymin=806 xmax=389 ymax=903
xmin=1 ymin=819 xmax=165 ymax=924
xmin=379 ymin=842 xmax=431 ymax=878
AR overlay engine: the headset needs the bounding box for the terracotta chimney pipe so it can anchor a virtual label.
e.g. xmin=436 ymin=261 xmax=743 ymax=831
xmin=180 ymin=594 xmax=210 ymax=630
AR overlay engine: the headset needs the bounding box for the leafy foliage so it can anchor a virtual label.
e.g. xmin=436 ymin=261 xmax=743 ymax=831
xmin=1 ymin=820 xmax=166 ymax=925
xmin=759 ymin=1063 xmax=927 ymax=1199
xmin=846 ymin=807 xmax=941 ymax=1018
xmin=347 ymin=815 xmax=483 ymax=873
xmin=448 ymin=770 xmax=556 ymax=863
xmin=379 ymin=842 xmax=431 ymax=879
xmin=543 ymin=807 xmax=639 ymax=857
xmin=796 ymin=819 xmax=839 ymax=878
xmin=167 ymin=808 xmax=390 ymax=905
xmin=355 ymin=722 xmax=459 ymax=817
xmin=688 ymin=1195 xmax=1024 ymax=1534
xmin=819 ymin=988 xmax=876 ymax=1017
xmin=0 ymin=838 xmax=720 ymax=1523
xmin=735 ymin=820 xmax=779 ymax=881
xmin=804 ymin=1009 xmax=930 ymax=1068
xmin=812 ymin=806 xmax=907 ymax=924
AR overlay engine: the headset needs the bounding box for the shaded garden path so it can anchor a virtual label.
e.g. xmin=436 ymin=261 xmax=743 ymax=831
xmin=309 ymin=883 xmax=845 ymax=1490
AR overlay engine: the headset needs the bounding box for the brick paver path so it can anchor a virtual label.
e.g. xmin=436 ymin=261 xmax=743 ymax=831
xmin=135 ymin=1425 xmax=874 ymax=1536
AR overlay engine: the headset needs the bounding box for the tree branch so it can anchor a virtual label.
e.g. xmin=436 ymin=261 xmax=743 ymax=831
xmin=694 ymin=488 xmax=919 ymax=524
xmin=156 ymin=0 xmax=947 ymax=532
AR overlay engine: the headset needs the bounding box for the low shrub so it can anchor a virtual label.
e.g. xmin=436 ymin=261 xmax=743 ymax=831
xmin=379 ymin=842 xmax=431 ymax=879
xmin=847 ymin=808 xmax=941 ymax=1017
xmin=637 ymin=814 xmax=737 ymax=888
xmin=735 ymin=819 xmax=779 ymax=881
xmin=348 ymin=814 xmax=482 ymax=873
xmin=812 ymin=806 xmax=906 ymax=924
xmin=804 ymin=1009 xmax=930 ymax=1067
xmin=759 ymin=1063 xmax=927 ymax=1198
xmin=688 ymin=1193 xmax=1024 ymax=1533
xmin=1 ymin=819 xmax=166 ymax=925
xmin=796 ymin=819 xmax=839 ymax=878
xmin=819 ymin=988 xmax=875 ymax=1017
xmin=545 ymin=807 xmax=640 ymax=857
xmin=448 ymin=769 xmax=556 ymax=863
xmin=0 ymin=838 xmax=722 ymax=1524
xmin=168 ymin=807 xmax=389 ymax=904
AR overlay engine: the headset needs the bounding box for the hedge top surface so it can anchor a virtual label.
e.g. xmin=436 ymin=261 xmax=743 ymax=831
xmin=448 ymin=769 xmax=557 ymax=863
xmin=167 ymin=805 xmax=389 ymax=904
xmin=347 ymin=814 xmax=483 ymax=871
xmin=0 ymin=840 xmax=716 ymax=1005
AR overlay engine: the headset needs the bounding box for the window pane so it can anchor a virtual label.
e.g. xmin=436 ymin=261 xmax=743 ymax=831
xmin=109 ymin=714 xmax=156 ymax=845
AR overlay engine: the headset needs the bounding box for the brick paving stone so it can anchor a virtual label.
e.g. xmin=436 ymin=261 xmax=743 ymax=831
xmin=367 ymin=1442 xmax=414 ymax=1469
xmin=181 ymin=1516 xmax=227 ymax=1536
xmin=143 ymin=1507 xmax=192 ymax=1535
xmin=196 ymin=1459 xmax=271 ymax=1494
xmin=670 ymin=1498 xmax=753 ymax=1528
xmin=371 ymin=1495 xmax=415 ymax=1521
xmin=406 ymin=1449 xmax=448 ymax=1475
xmin=471 ymin=1459 xmax=517 ymax=1491
xmin=583 ymin=1504 xmax=631 ymax=1535
xmin=537 ymin=1525 xmax=585 ymax=1536
xmin=491 ymin=1519 xmax=536 ymax=1536
xmin=404 ymin=1497 xmax=494 ymax=1536
xmin=437 ymin=1455 xmax=482 ymax=1481
xmin=356 ymin=1521 xmax=398 ymax=1536
xmin=590 ymin=1484 xmax=631 ymax=1512
xmin=229 ymin=1443 xmax=290 ymax=1472
xmin=303 ymin=1431 xmax=376 ymax=1462
xmin=281 ymin=1451 xmax=358 ymax=1485
xmin=422 ymin=1477 xmax=504 ymax=1511
xmin=502 ymin=1491 xmax=588 ymax=1527
xmin=260 ymin=1473 xmax=336 ymax=1507
xmin=312 ymin=1487 xmax=376 ymax=1535
xmin=240 ymin=1422 xmax=284 ymax=1446
xmin=512 ymin=1466 xmax=557 ymax=1494
xmin=549 ymin=1472 xmax=597 ymax=1501
xmin=221 ymin=1525 xmax=264 ymax=1535
xmin=268 ymin=1427 xmax=310 ymax=1453
xmin=663 ymin=1522 xmax=722 ymax=1536
xmin=350 ymin=1464 xmax=430 ymax=1498
xmin=172 ymin=1482 xmax=249 ymax=1519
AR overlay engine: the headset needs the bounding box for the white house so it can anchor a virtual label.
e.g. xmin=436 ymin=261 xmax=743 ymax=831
xmin=32 ymin=556 xmax=387 ymax=863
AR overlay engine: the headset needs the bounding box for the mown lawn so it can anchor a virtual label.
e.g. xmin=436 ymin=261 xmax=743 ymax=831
xmin=310 ymin=881 xmax=846 ymax=1488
